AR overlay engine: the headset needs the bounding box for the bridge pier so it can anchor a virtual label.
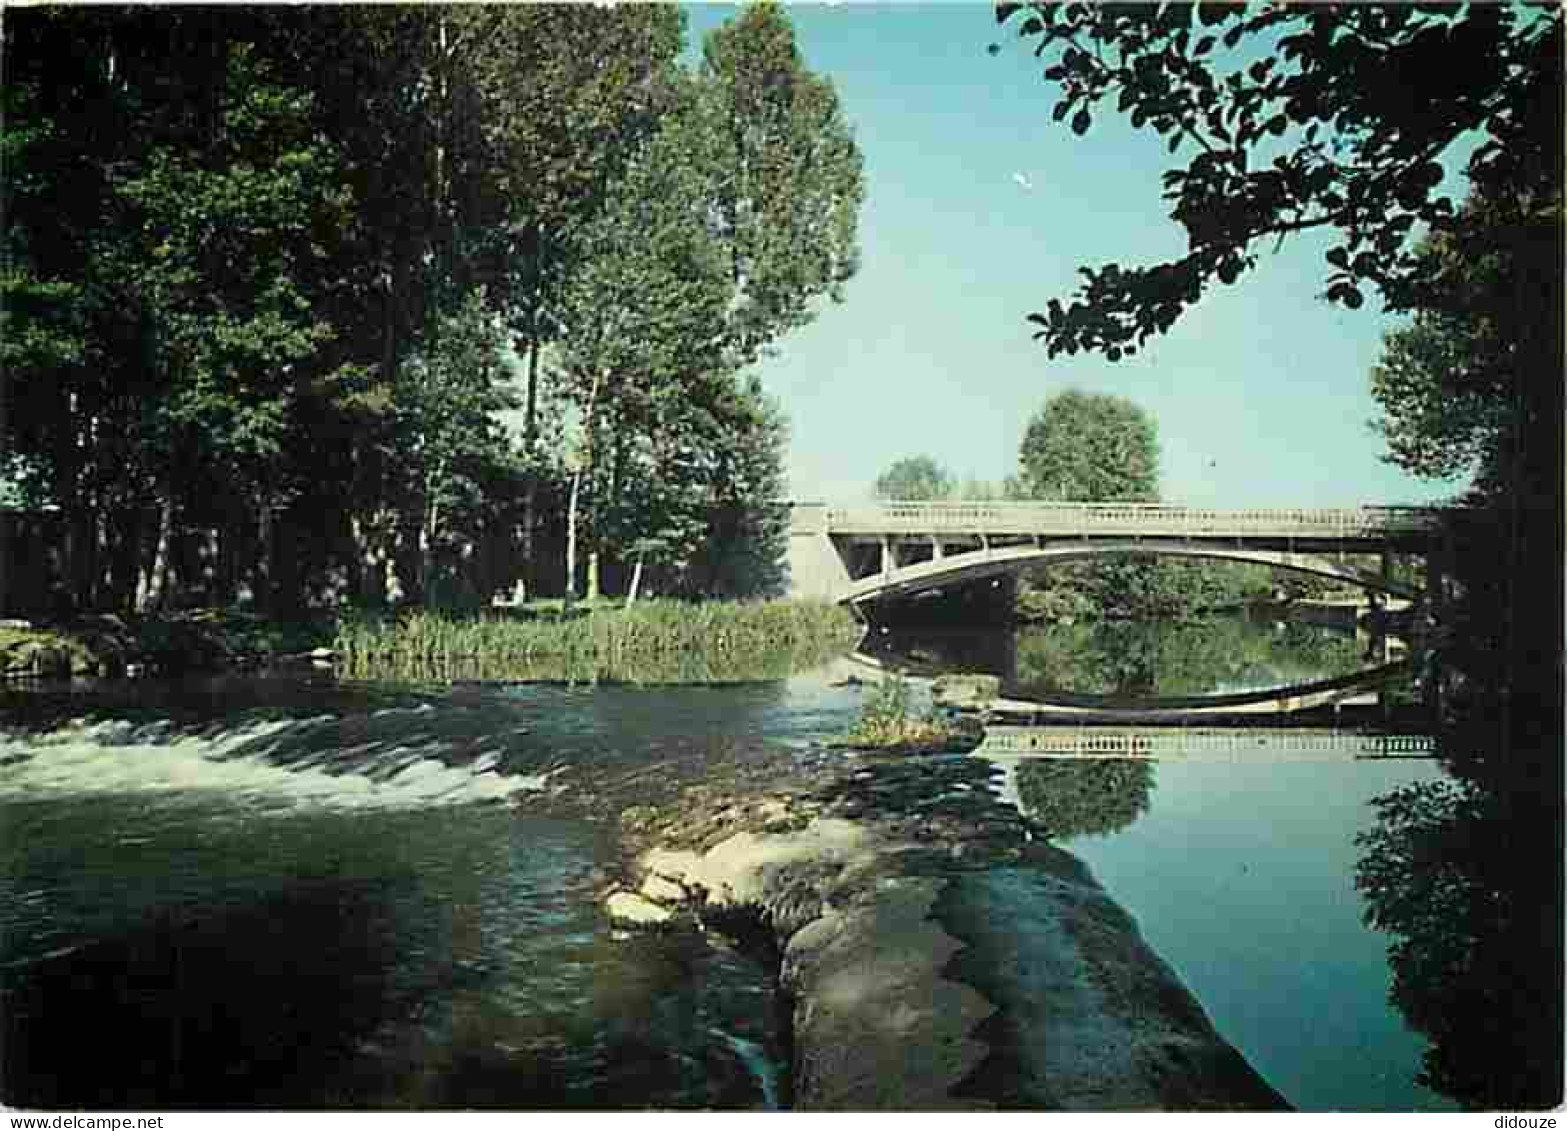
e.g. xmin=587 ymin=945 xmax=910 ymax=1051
xmin=785 ymin=505 xmax=854 ymax=602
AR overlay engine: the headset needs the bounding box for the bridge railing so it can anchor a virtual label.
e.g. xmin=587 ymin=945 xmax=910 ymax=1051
xmin=813 ymin=501 xmax=1443 ymax=539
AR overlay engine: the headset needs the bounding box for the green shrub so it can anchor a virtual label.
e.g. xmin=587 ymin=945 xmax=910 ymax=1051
xmin=838 ymin=673 xmax=964 ymax=751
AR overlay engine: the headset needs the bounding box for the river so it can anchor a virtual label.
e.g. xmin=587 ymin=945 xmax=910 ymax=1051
xmin=0 ymin=611 xmax=1524 ymax=1110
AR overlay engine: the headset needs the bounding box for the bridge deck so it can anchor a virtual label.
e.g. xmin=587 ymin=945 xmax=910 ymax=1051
xmin=803 ymin=501 xmax=1443 ymax=544
xmin=786 ymin=501 xmax=1450 ymax=606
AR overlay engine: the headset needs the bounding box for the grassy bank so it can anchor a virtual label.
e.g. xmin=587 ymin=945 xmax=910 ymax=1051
xmin=334 ymin=599 xmax=862 ymax=683
xmin=1 ymin=599 xmax=861 ymax=685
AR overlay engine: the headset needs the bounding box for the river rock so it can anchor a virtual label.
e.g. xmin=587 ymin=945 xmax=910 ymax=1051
xmin=784 ymin=874 xmax=998 ymax=1110
xmin=643 ymin=818 xmax=873 ymax=920
xmin=605 ymin=890 xmax=674 ymax=929
xmin=639 ymin=872 xmax=688 ymax=904
xmin=931 ymin=673 xmax=1002 ymax=708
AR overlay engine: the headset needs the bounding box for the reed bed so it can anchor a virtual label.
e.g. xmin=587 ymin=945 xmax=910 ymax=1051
xmin=334 ymin=598 xmax=861 ymax=684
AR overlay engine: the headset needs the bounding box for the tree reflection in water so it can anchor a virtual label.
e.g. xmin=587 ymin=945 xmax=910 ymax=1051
xmin=1013 ymin=616 xmax=1366 ymax=700
xmin=1355 ymin=756 xmax=1562 ymax=1110
xmin=1013 ymin=758 xmax=1154 ymax=839
xmin=1353 ymin=501 xmax=1563 ymax=1111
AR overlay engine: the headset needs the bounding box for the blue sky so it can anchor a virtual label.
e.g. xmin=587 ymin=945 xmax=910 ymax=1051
xmin=684 ymin=3 xmax=1463 ymax=510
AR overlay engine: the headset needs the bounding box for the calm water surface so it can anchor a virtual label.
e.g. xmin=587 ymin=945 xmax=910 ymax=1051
xmin=1028 ymin=757 xmax=1456 ymax=1111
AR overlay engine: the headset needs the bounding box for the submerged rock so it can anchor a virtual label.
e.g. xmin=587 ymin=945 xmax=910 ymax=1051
xmin=931 ymin=673 xmax=1002 ymax=709
xmin=609 ymin=754 xmax=1289 ymax=1111
xmin=939 ymin=855 xmax=1290 ymax=1111
xmin=638 ymin=872 xmax=688 ymax=905
xmin=605 ymin=890 xmax=675 ymax=929
xmin=618 ymin=812 xmax=994 ymax=1108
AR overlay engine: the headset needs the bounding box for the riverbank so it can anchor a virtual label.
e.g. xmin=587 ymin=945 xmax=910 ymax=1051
xmin=0 ymin=610 xmax=333 ymax=680
xmin=0 ymin=599 xmax=861 ymax=684
xmin=601 ymin=746 xmax=1290 ymax=1111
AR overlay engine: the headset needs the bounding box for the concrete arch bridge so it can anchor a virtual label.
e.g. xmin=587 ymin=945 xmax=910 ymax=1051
xmin=786 ymin=501 xmax=1448 ymax=614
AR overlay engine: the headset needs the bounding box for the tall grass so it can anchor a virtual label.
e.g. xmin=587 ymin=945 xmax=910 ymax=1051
xmin=334 ymin=599 xmax=861 ymax=683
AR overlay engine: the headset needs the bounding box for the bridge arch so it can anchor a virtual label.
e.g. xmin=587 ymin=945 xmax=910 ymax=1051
xmin=843 ymin=540 xmax=1423 ymax=608
xmin=785 ymin=500 xmax=1449 ymax=613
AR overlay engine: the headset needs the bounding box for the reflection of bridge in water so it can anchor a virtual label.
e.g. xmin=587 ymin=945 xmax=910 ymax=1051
xmin=967 ymin=660 xmax=1416 ymax=723
xmin=845 ymin=636 xmax=1427 ymax=725
xmin=974 ymin=727 xmax=1435 ymax=761
xmin=788 ymin=501 xmax=1450 ymax=613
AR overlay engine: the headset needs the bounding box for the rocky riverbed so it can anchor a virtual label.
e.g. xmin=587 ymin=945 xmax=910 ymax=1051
xmin=596 ymin=746 xmax=1290 ymax=1111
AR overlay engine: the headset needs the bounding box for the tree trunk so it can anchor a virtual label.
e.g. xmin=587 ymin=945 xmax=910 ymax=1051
xmin=214 ymin=517 xmax=238 ymax=607
xmin=420 ymin=460 xmax=448 ymax=604
xmin=350 ymin=512 xmax=389 ymax=607
xmin=92 ymin=504 xmax=110 ymax=610
xmin=255 ymin=491 xmax=275 ymax=616
xmin=625 ymin=553 xmax=645 ymax=610
xmin=68 ymin=497 xmax=98 ymax=613
xmin=564 ymin=466 xmax=582 ymax=613
xmin=61 ymin=402 xmax=91 ymax=613
xmin=394 ymin=510 xmax=424 ymax=607
xmin=564 ymin=368 xmax=605 ymax=613
xmin=520 ymin=325 xmax=542 ymax=593
xmin=109 ymin=506 xmax=139 ymax=613
xmin=136 ymin=477 xmax=176 ymax=614
xmin=195 ymin=526 xmax=220 ymax=605
xmin=587 ymin=550 xmax=600 ymax=606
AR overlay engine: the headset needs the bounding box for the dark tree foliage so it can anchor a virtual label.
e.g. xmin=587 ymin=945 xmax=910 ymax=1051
xmin=1370 ymin=188 xmax=1562 ymax=502
xmin=687 ymin=378 xmax=795 ymax=599
xmin=994 ymin=2 xmax=1561 ymax=358
xmin=1 ymin=5 xmax=853 ymax=616
xmin=1356 ymin=777 xmax=1563 ymax=1109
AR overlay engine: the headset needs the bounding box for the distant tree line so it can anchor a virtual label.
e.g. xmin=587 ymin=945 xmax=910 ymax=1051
xmin=873 ymin=390 xmax=1290 ymax=619
xmin=2 ymin=4 xmax=864 ymax=617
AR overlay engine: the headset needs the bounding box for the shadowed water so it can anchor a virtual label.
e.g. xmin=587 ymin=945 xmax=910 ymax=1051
xmin=0 ymin=675 xmax=867 ymax=1110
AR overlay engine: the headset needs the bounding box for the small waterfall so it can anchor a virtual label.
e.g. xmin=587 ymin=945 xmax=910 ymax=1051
xmin=0 ymin=713 xmax=558 ymax=813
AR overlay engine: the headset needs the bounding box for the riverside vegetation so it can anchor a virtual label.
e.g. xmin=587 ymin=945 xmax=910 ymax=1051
xmin=0 ymin=599 xmax=861 ymax=686
xmin=334 ymin=599 xmax=861 ymax=684
xmin=0 ymin=609 xmax=335 ymax=679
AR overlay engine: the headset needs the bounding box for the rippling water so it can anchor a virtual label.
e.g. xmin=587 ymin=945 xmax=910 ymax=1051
xmin=0 ymin=676 xmax=863 ymax=1110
